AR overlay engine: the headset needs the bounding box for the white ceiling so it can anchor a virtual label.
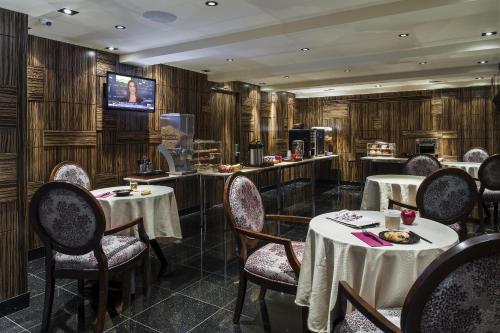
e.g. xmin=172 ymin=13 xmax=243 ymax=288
xmin=3 ymin=0 xmax=499 ymax=97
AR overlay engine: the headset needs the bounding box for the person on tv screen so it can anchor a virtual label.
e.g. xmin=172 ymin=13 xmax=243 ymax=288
xmin=123 ymin=79 xmax=143 ymax=104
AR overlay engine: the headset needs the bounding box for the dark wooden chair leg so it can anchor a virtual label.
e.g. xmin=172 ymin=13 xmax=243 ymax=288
xmin=143 ymin=253 xmax=151 ymax=297
xmin=150 ymin=239 xmax=168 ymax=276
xmin=121 ymin=273 xmax=131 ymax=312
xmin=77 ymin=279 xmax=85 ymax=332
xmin=41 ymin=264 xmax=55 ymax=332
xmin=494 ymin=202 xmax=499 ymax=229
xmin=233 ymin=271 xmax=247 ymax=324
xmin=95 ymin=272 xmax=109 ymax=333
xmin=258 ymin=287 xmax=267 ymax=302
xmin=302 ymin=306 xmax=310 ymax=333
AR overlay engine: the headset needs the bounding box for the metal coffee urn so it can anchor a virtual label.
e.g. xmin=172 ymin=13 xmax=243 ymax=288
xmin=249 ymin=141 xmax=264 ymax=166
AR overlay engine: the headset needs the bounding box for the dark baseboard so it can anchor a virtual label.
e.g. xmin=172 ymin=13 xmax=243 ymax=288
xmin=0 ymin=292 xmax=30 ymax=317
xmin=28 ymin=246 xmax=45 ymax=261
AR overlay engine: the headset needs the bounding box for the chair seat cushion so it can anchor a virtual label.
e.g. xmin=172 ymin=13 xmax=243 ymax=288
xmin=244 ymin=241 xmax=304 ymax=286
xmin=334 ymin=308 xmax=401 ymax=333
xmin=482 ymin=189 xmax=500 ymax=202
xmin=55 ymin=235 xmax=147 ymax=270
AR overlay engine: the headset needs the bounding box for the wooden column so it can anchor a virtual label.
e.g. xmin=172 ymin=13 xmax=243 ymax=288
xmin=0 ymin=7 xmax=29 ymax=315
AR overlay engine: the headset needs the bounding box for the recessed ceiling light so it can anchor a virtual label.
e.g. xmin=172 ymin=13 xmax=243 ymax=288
xmin=283 ymin=75 xmax=290 ymax=78
xmin=201 ymin=69 xmax=211 ymax=73
xmin=300 ymin=47 xmax=310 ymax=51
xmin=105 ymin=46 xmax=118 ymax=51
xmin=226 ymin=58 xmax=234 ymax=62
xmin=259 ymin=82 xmax=266 ymax=85
xmin=58 ymin=8 xmax=79 ymax=15
xmin=205 ymin=1 xmax=218 ymax=6
xmin=374 ymin=84 xmax=382 ymax=88
xmin=115 ymin=25 xmax=126 ymax=30
xmin=474 ymin=77 xmax=485 ymax=80
xmin=429 ymin=80 xmax=442 ymax=83
xmin=324 ymin=88 xmax=335 ymax=91
xmin=419 ymin=61 xmax=427 ymax=65
xmin=477 ymin=60 xmax=488 ymax=64
xmin=398 ymin=33 xmax=410 ymax=38
xmin=344 ymin=69 xmax=351 ymax=73
xmin=481 ymin=31 xmax=497 ymax=36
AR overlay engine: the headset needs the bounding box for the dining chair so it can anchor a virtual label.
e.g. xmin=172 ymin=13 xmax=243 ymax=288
xmin=463 ymin=147 xmax=489 ymax=163
xmin=389 ymin=168 xmax=479 ymax=240
xmin=402 ymin=154 xmax=441 ymax=177
xmin=223 ymin=172 xmax=311 ymax=332
xmin=30 ymin=181 xmax=150 ymax=333
xmin=331 ymin=233 xmax=500 ymax=333
xmin=50 ymin=161 xmax=92 ymax=190
xmin=478 ymin=154 xmax=500 ymax=231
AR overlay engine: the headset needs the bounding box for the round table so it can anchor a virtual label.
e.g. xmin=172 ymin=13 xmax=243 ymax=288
xmin=91 ymin=185 xmax=182 ymax=240
xmin=442 ymin=161 xmax=481 ymax=178
xmin=295 ymin=210 xmax=459 ymax=333
xmin=361 ymin=175 xmax=424 ymax=211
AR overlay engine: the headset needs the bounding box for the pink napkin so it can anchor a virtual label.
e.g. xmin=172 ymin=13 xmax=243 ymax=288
xmin=352 ymin=231 xmax=392 ymax=247
xmin=95 ymin=192 xmax=114 ymax=199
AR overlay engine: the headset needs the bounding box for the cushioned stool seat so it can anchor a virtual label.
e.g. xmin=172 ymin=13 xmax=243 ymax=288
xmin=244 ymin=241 xmax=305 ymax=286
xmin=55 ymin=235 xmax=147 ymax=270
xmin=334 ymin=308 xmax=401 ymax=333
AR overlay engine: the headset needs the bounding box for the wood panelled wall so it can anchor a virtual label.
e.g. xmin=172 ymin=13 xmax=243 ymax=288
xmin=295 ymin=87 xmax=499 ymax=182
xmin=0 ymin=8 xmax=28 ymax=306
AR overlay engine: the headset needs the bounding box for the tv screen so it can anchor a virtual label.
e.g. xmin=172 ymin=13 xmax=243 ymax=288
xmin=106 ymin=72 xmax=156 ymax=112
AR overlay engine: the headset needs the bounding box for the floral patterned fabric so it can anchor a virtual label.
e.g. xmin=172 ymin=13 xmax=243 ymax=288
xmin=402 ymin=155 xmax=441 ymax=177
xmin=229 ymin=175 xmax=265 ymax=232
xmin=334 ymin=308 xmax=401 ymax=333
xmin=482 ymin=189 xmax=500 ymax=202
xmin=479 ymin=156 xmax=500 ymax=189
xmin=53 ymin=163 xmax=91 ymax=190
xmin=420 ymin=174 xmax=472 ymax=221
xmin=244 ymin=241 xmax=304 ymax=285
xmin=38 ymin=188 xmax=97 ymax=249
xmin=420 ymin=253 xmax=500 ymax=332
xmin=463 ymin=148 xmax=489 ymax=163
xmin=55 ymin=235 xmax=147 ymax=270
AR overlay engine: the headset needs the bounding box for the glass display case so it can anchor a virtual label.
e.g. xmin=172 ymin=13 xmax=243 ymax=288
xmin=193 ymin=140 xmax=223 ymax=172
xmin=159 ymin=113 xmax=196 ymax=174
xmin=366 ymin=142 xmax=396 ymax=157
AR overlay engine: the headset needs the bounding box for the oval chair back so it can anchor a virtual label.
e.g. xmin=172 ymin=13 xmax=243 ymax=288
xmin=402 ymin=154 xmax=442 ymax=177
xmin=463 ymin=147 xmax=489 ymax=163
xmin=416 ymin=168 xmax=478 ymax=225
xmin=29 ymin=181 xmax=105 ymax=256
xmin=478 ymin=154 xmax=500 ymax=191
xmin=401 ymin=233 xmax=500 ymax=333
xmin=50 ymin=161 xmax=92 ymax=190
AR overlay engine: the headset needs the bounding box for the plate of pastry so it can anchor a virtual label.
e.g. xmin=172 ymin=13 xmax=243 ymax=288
xmin=378 ymin=230 xmax=420 ymax=244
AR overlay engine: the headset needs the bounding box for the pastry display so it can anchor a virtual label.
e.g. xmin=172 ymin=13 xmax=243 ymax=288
xmin=193 ymin=140 xmax=223 ymax=171
xmin=366 ymin=142 xmax=396 ymax=157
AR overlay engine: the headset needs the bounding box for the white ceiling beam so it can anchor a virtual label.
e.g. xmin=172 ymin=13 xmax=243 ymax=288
xmin=120 ymin=0 xmax=467 ymax=65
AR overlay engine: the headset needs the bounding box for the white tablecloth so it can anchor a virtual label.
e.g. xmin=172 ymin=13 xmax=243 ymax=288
xmin=91 ymin=185 xmax=182 ymax=240
xmin=295 ymin=210 xmax=459 ymax=332
xmin=361 ymin=175 xmax=425 ymax=211
xmin=442 ymin=161 xmax=481 ymax=178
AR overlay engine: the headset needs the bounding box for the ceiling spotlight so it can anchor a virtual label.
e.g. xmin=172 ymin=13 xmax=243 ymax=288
xmin=105 ymin=46 xmax=118 ymax=51
xmin=58 ymin=8 xmax=79 ymax=15
xmin=474 ymin=77 xmax=485 ymax=80
xmin=419 ymin=61 xmax=427 ymax=65
xmin=324 ymin=88 xmax=335 ymax=91
xmin=115 ymin=25 xmax=126 ymax=30
xmin=398 ymin=33 xmax=410 ymax=38
xmin=205 ymin=1 xmax=218 ymax=6
xmin=226 ymin=58 xmax=234 ymax=62
xmin=481 ymin=31 xmax=497 ymax=37
xmin=344 ymin=69 xmax=351 ymax=73
xmin=258 ymin=82 xmax=266 ymax=85
xmin=429 ymin=80 xmax=442 ymax=83
xmin=283 ymin=75 xmax=290 ymax=78
xmin=477 ymin=60 xmax=488 ymax=64
xmin=374 ymin=84 xmax=382 ymax=88
xmin=300 ymin=47 xmax=310 ymax=51
xmin=201 ymin=69 xmax=211 ymax=73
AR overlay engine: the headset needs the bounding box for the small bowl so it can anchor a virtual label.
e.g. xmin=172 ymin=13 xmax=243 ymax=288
xmin=113 ymin=189 xmax=131 ymax=197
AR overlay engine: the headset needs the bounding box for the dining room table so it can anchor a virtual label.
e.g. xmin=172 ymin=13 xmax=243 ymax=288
xmin=361 ymin=174 xmax=425 ymax=211
xmin=91 ymin=184 xmax=182 ymax=275
xmin=295 ymin=210 xmax=459 ymax=332
xmin=442 ymin=161 xmax=481 ymax=179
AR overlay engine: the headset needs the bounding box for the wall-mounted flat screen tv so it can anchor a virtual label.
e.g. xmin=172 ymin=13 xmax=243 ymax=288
xmin=106 ymin=72 xmax=156 ymax=112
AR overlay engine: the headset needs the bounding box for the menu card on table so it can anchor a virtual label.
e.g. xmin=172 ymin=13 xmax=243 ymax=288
xmin=327 ymin=210 xmax=379 ymax=228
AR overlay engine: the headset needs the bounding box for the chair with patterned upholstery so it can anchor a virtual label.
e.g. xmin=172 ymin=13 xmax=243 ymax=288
xmin=389 ymin=168 xmax=479 ymax=240
xmin=332 ymin=233 xmax=500 ymax=333
xmin=50 ymin=161 xmax=92 ymax=190
xmin=223 ymin=173 xmax=311 ymax=332
xmin=478 ymin=154 xmax=500 ymax=231
xmin=463 ymin=147 xmax=489 ymax=163
xmin=402 ymin=154 xmax=442 ymax=177
xmin=30 ymin=182 xmax=150 ymax=333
